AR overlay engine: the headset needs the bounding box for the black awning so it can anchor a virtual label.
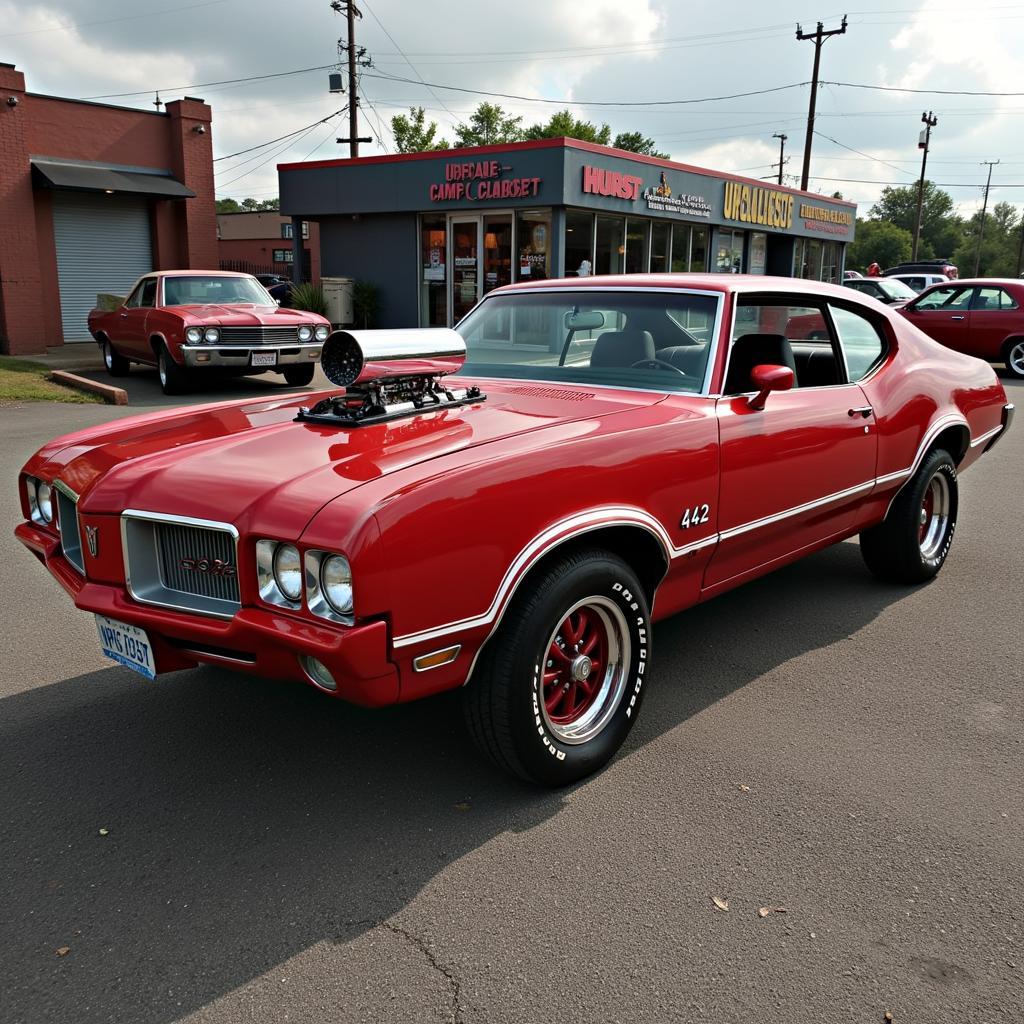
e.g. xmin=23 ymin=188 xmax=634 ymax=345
xmin=31 ymin=158 xmax=195 ymax=199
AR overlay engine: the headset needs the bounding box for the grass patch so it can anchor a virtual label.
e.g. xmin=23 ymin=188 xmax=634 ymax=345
xmin=0 ymin=356 xmax=102 ymax=404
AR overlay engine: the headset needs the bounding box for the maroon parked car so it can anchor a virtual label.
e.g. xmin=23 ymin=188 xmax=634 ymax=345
xmin=898 ymin=278 xmax=1024 ymax=378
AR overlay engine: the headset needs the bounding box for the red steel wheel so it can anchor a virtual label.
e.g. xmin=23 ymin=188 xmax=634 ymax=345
xmin=538 ymin=596 xmax=630 ymax=745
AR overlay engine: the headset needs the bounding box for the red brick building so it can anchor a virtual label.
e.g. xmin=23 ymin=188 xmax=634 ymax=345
xmin=217 ymin=211 xmax=321 ymax=283
xmin=0 ymin=63 xmax=217 ymax=355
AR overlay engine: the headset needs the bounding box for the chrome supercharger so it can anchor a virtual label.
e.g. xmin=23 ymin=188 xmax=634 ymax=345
xmin=295 ymin=328 xmax=485 ymax=427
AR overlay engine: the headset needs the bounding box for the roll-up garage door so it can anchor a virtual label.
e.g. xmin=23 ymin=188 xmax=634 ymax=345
xmin=52 ymin=193 xmax=153 ymax=341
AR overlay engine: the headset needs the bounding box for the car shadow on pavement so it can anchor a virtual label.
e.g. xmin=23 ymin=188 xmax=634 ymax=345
xmin=0 ymin=541 xmax=910 ymax=1024
xmin=77 ymin=367 xmax=315 ymax=408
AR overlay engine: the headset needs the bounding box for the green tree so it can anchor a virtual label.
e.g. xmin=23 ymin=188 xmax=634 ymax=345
xmin=869 ymin=181 xmax=962 ymax=258
xmin=453 ymin=103 xmax=525 ymax=147
xmin=216 ymin=197 xmax=279 ymax=213
xmin=391 ymin=106 xmax=449 ymax=153
xmin=524 ymin=109 xmax=611 ymax=144
xmin=612 ymin=131 xmax=669 ymax=159
xmin=953 ymin=202 xmax=1020 ymax=277
xmin=846 ymin=218 xmax=913 ymax=273
xmin=216 ymin=198 xmax=242 ymax=213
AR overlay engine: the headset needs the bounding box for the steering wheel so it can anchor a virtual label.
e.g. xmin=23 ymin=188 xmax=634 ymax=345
xmin=630 ymin=358 xmax=690 ymax=377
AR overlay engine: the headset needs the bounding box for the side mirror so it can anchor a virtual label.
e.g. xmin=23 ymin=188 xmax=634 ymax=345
xmin=748 ymin=364 xmax=794 ymax=410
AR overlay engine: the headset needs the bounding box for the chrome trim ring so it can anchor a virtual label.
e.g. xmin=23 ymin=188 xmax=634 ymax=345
xmin=1007 ymin=339 xmax=1024 ymax=376
xmin=919 ymin=472 xmax=951 ymax=560
xmin=539 ymin=596 xmax=630 ymax=746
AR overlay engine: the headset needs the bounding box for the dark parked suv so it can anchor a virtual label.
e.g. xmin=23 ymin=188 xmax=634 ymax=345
xmin=884 ymin=258 xmax=958 ymax=280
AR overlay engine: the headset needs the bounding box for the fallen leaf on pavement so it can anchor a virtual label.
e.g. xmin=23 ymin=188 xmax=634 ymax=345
xmin=98 ymin=828 xmax=109 ymax=836
xmin=55 ymin=947 xmax=70 ymax=957
xmin=738 ymin=785 xmax=751 ymax=792
xmin=711 ymin=896 xmax=729 ymax=912
xmin=758 ymin=905 xmax=787 ymax=917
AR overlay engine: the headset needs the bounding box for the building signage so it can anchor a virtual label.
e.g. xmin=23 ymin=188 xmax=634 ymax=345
xmin=642 ymin=172 xmax=711 ymax=219
xmin=723 ymin=181 xmax=793 ymax=229
xmin=799 ymin=202 xmax=853 ymax=235
xmin=581 ymin=165 xmax=644 ymax=200
xmin=429 ymin=160 xmax=541 ymax=202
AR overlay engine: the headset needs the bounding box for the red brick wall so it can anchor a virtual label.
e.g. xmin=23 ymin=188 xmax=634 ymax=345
xmin=0 ymin=66 xmax=218 ymax=355
xmin=0 ymin=66 xmax=46 ymax=356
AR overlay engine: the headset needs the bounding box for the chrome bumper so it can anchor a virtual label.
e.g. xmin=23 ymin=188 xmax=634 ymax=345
xmin=180 ymin=344 xmax=322 ymax=368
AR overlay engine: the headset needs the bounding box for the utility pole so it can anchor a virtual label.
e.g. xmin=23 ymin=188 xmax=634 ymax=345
xmin=911 ymin=111 xmax=937 ymax=261
xmin=974 ymin=160 xmax=999 ymax=277
xmin=330 ymin=0 xmax=372 ymax=157
xmin=796 ymin=16 xmax=848 ymax=191
xmin=772 ymin=133 xmax=788 ymax=186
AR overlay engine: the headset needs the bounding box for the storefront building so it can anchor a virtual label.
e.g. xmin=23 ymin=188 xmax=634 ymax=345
xmin=0 ymin=63 xmax=216 ymax=355
xmin=278 ymin=137 xmax=855 ymax=329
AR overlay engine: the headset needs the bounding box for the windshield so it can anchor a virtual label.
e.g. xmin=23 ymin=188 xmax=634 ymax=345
xmin=163 ymin=275 xmax=273 ymax=306
xmin=456 ymin=289 xmax=721 ymax=393
xmin=877 ymin=279 xmax=917 ymax=300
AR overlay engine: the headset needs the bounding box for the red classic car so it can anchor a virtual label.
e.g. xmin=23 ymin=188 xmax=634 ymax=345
xmin=87 ymin=270 xmax=331 ymax=394
xmin=897 ymin=278 xmax=1024 ymax=378
xmin=19 ymin=275 xmax=1013 ymax=785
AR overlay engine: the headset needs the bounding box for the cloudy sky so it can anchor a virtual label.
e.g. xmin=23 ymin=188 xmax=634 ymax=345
xmin=4 ymin=0 xmax=1024 ymax=219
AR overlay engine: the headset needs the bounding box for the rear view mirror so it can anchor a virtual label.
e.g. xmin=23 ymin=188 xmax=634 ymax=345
xmin=564 ymin=310 xmax=605 ymax=331
xmin=748 ymin=364 xmax=794 ymax=410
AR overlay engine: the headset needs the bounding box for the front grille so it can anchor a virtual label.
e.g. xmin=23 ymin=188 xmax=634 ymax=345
xmin=55 ymin=486 xmax=84 ymax=573
xmin=217 ymin=326 xmax=303 ymax=345
xmin=122 ymin=512 xmax=240 ymax=618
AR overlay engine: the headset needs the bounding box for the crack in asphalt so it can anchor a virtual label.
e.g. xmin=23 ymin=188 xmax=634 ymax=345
xmin=335 ymin=918 xmax=464 ymax=1023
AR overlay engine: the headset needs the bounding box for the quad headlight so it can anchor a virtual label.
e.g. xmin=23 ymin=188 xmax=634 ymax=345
xmin=314 ymin=324 xmax=330 ymax=342
xmin=25 ymin=476 xmax=54 ymax=525
xmin=203 ymin=327 xmax=220 ymax=344
xmin=255 ymin=541 xmax=354 ymax=622
xmin=185 ymin=327 xmax=203 ymax=343
xmin=297 ymin=325 xmax=313 ymax=342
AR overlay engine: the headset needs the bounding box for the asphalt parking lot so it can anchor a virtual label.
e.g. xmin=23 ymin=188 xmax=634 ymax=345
xmin=2 ymin=375 xmax=1022 ymax=1024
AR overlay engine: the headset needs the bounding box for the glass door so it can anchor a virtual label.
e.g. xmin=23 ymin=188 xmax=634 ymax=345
xmin=450 ymin=217 xmax=481 ymax=323
xmin=482 ymin=215 xmax=513 ymax=295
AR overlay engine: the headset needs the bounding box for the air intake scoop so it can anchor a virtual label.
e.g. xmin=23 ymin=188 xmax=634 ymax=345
xmin=297 ymin=328 xmax=484 ymax=428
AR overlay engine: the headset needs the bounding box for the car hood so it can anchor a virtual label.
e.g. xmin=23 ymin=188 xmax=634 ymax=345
xmin=40 ymin=380 xmax=665 ymax=535
xmin=173 ymin=304 xmax=325 ymax=325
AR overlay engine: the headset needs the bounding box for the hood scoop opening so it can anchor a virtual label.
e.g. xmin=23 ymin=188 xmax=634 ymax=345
xmin=294 ymin=327 xmax=485 ymax=428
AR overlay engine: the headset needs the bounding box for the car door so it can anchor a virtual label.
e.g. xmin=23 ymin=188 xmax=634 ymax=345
xmin=703 ymin=297 xmax=878 ymax=591
xmin=967 ymin=285 xmax=1020 ymax=360
xmin=900 ymin=283 xmax=973 ymax=351
xmin=118 ymin=277 xmax=158 ymax=359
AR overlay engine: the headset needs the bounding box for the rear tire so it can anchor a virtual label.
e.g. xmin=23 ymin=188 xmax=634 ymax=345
xmin=1002 ymin=338 xmax=1024 ymax=379
xmin=462 ymin=548 xmax=651 ymax=786
xmin=283 ymin=363 xmax=316 ymax=387
xmin=101 ymin=340 xmax=130 ymax=377
xmin=157 ymin=344 xmax=190 ymax=396
xmin=860 ymin=448 xmax=958 ymax=584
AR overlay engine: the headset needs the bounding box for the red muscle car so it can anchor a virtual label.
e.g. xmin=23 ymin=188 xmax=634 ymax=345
xmin=897 ymin=277 xmax=1024 ymax=378
xmin=19 ymin=275 xmax=1014 ymax=785
xmin=87 ymin=270 xmax=331 ymax=395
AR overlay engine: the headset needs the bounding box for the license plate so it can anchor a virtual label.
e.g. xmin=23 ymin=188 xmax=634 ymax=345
xmin=95 ymin=614 xmax=156 ymax=680
xmin=250 ymin=351 xmax=278 ymax=367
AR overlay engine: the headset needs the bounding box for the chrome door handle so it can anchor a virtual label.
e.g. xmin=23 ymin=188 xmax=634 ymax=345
xmin=848 ymin=406 xmax=873 ymax=418
xmin=950 ymin=315 xmax=965 ymax=320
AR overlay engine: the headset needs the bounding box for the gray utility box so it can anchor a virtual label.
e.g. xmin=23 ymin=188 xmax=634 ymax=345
xmin=321 ymin=277 xmax=354 ymax=327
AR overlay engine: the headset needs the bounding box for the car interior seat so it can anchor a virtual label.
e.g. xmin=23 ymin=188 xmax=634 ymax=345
xmin=589 ymin=329 xmax=656 ymax=368
xmin=724 ymin=333 xmax=798 ymax=394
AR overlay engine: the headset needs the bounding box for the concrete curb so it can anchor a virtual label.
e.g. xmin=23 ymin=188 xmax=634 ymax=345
xmin=50 ymin=370 xmax=128 ymax=405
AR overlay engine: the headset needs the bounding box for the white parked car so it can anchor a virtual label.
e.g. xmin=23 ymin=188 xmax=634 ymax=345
xmin=885 ymin=272 xmax=950 ymax=293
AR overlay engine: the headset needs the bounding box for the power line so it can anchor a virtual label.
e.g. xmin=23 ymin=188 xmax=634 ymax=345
xmin=216 ymin=122 xmax=325 ymax=191
xmin=812 ymin=130 xmax=913 ymax=177
xmin=823 ymin=80 xmax=1024 ymax=97
xmin=363 ymin=70 xmax=809 ymax=107
xmin=213 ymin=109 xmax=345 ymax=161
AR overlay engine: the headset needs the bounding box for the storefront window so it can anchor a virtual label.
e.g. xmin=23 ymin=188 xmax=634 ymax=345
xmin=483 ymin=215 xmax=513 ymax=295
xmin=650 ymin=221 xmax=670 ymax=273
xmin=690 ymin=226 xmax=708 ymax=271
xmin=451 ymin=219 xmax=479 ymax=322
xmin=565 ymin=210 xmax=594 ymax=277
xmin=821 ymin=241 xmax=840 ymax=283
xmin=595 ymin=215 xmax=625 ymax=275
xmin=715 ymin=228 xmax=744 ymax=273
xmin=516 ymin=209 xmax=551 ymax=282
xmin=749 ymin=232 xmax=767 ymax=275
xmin=624 ymin=218 xmax=649 ymax=273
xmin=420 ymin=216 xmax=447 ymax=327
xmin=670 ymin=224 xmax=690 ymax=273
